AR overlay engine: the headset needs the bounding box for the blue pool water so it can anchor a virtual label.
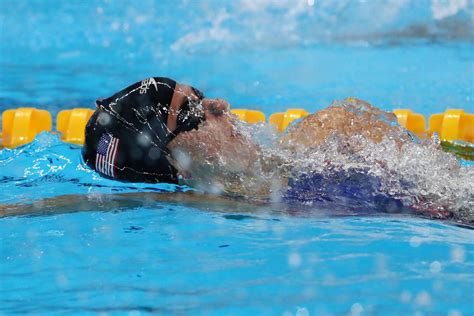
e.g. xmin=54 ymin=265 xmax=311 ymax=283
xmin=1 ymin=1 xmax=474 ymax=315
xmin=2 ymin=208 xmax=473 ymax=315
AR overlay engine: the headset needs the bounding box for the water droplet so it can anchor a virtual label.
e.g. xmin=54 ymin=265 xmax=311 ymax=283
xmin=450 ymin=246 xmax=465 ymax=263
xmin=415 ymin=291 xmax=431 ymax=306
xmin=296 ymin=307 xmax=309 ymax=316
xmin=400 ymin=290 xmax=411 ymax=303
xmin=97 ymin=112 xmax=111 ymax=126
xmin=429 ymin=261 xmax=442 ymax=273
xmin=137 ymin=133 xmax=151 ymax=147
xmin=148 ymin=147 xmax=161 ymax=160
xmin=288 ymin=252 xmax=302 ymax=267
xmin=172 ymin=148 xmax=192 ymax=170
xmin=350 ymin=303 xmax=363 ymax=316
xmin=111 ymin=21 xmax=120 ymax=31
xmin=209 ymin=181 xmax=224 ymax=195
xmin=448 ymin=310 xmax=462 ymax=316
xmin=409 ymin=236 xmax=422 ymax=247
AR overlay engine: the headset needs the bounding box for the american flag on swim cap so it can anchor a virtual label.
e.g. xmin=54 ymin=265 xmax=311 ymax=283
xmin=96 ymin=133 xmax=119 ymax=177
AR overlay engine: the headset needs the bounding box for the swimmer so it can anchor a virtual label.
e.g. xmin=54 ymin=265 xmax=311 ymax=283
xmin=80 ymin=78 xmax=469 ymax=221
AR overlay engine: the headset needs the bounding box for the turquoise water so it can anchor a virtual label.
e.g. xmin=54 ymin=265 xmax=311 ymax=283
xmin=1 ymin=1 xmax=474 ymax=315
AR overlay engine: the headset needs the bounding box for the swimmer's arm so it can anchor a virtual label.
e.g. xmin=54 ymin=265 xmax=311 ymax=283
xmin=0 ymin=191 xmax=261 ymax=218
xmin=167 ymin=84 xmax=198 ymax=132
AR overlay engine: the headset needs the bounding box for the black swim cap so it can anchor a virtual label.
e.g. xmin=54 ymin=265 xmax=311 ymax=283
xmin=82 ymin=77 xmax=205 ymax=184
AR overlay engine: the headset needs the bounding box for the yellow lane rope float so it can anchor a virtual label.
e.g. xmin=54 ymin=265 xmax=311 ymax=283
xmin=269 ymin=109 xmax=309 ymax=132
xmin=1 ymin=108 xmax=52 ymax=148
xmin=428 ymin=109 xmax=473 ymax=143
xmin=393 ymin=109 xmax=427 ymax=138
xmin=56 ymin=108 xmax=94 ymax=145
xmin=393 ymin=108 xmax=474 ymax=142
xmin=230 ymin=109 xmax=265 ymax=123
xmin=1 ymin=107 xmax=473 ymax=148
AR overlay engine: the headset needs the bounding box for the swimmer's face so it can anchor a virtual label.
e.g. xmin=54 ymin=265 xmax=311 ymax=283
xmin=168 ymin=103 xmax=259 ymax=191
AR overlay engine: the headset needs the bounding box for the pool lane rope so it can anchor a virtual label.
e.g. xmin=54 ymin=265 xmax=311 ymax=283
xmin=1 ymin=106 xmax=473 ymax=149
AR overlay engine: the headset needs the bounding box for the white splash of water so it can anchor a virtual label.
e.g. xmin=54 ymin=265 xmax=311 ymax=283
xmin=208 ymin=99 xmax=473 ymax=223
